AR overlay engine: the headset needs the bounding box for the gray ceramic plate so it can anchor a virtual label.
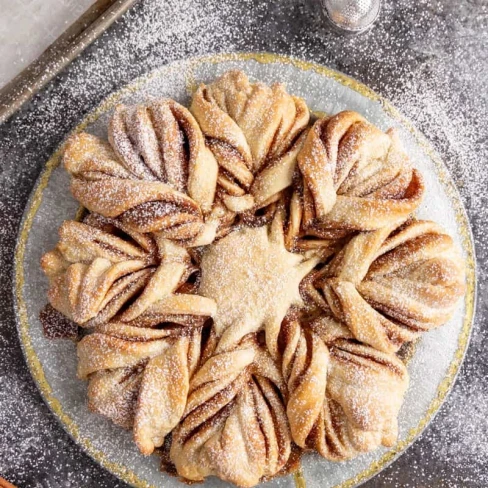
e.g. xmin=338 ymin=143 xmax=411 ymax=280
xmin=14 ymin=53 xmax=476 ymax=488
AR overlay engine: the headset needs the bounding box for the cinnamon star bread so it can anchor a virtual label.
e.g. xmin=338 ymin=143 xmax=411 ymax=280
xmin=39 ymin=70 xmax=467 ymax=488
xmin=289 ymin=110 xmax=425 ymax=241
xmin=191 ymin=70 xmax=310 ymax=220
xmin=78 ymin=323 xmax=203 ymax=455
xmin=303 ymin=219 xmax=466 ymax=352
xmin=41 ymin=213 xmax=216 ymax=327
xmin=63 ymin=99 xmax=225 ymax=244
xmin=281 ymin=314 xmax=409 ymax=460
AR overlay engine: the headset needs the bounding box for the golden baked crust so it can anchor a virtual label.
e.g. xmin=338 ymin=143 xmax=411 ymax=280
xmin=191 ymin=70 xmax=309 ymax=219
xmin=281 ymin=315 xmax=408 ymax=460
xmin=39 ymin=71 xmax=466 ymax=487
xmin=303 ymin=219 xmax=466 ymax=352
xmin=78 ymin=324 xmax=202 ymax=455
xmin=170 ymin=334 xmax=291 ymax=487
xmin=288 ymin=111 xmax=425 ymax=242
xmin=41 ymin=213 xmax=215 ymax=326
xmin=63 ymin=100 xmax=226 ymax=244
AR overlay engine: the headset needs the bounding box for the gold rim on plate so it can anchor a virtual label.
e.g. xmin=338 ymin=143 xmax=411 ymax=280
xmin=13 ymin=52 xmax=477 ymax=488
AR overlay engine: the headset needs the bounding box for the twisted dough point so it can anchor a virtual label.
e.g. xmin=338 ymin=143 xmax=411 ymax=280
xmin=294 ymin=111 xmax=425 ymax=239
xmin=191 ymin=70 xmax=309 ymax=213
xmin=41 ymin=214 xmax=216 ymax=327
xmin=64 ymin=98 xmax=220 ymax=240
xmin=170 ymin=336 xmax=291 ymax=487
xmin=78 ymin=324 xmax=202 ymax=455
xmin=108 ymin=99 xmax=218 ymax=214
xmin=281 ymin=316 xmax=408 ymax=461
xmin=306 ymin=219 xmax=466 ymax=353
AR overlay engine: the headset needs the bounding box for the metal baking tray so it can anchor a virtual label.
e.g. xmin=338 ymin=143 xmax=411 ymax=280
xmin=0 ymin=0 xmax=138 ymax=125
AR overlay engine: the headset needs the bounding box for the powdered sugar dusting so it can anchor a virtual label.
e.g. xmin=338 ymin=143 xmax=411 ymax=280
xmin=0 ymin=0 xmax=487 ymax=487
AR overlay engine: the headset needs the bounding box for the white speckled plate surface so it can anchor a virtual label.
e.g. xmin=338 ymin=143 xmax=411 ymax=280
xmin=14 ymin=53 xmax=476 ymax=488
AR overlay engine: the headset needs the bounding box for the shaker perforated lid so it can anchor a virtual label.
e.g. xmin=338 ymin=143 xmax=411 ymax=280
xmin=320 ymin=0 xmax=381 ymax=33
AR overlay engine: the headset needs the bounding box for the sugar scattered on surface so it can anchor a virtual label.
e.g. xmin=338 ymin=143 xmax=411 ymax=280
xmin=0 ymin=0 xmax=487 ymax=487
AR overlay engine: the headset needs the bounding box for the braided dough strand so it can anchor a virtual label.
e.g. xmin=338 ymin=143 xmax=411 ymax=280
xmin=308 ymin=219 xmax=466 ymax=352
xmin=281 ymin=315 xmax=408 ymax=461
xmin=294 ymin=111 xmax=425 ymax=240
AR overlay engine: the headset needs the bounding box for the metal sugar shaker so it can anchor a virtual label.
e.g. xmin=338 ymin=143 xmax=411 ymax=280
xmin=318 ymin=0 xmax=382 ymax=34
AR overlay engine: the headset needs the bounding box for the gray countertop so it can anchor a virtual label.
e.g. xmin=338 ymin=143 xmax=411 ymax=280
xmin=0 ymin=0 xmax=487 ymax=487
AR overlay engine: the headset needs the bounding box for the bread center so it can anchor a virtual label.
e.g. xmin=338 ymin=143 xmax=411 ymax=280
xmin=199 ymin=224 xmax=317 ymax=352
